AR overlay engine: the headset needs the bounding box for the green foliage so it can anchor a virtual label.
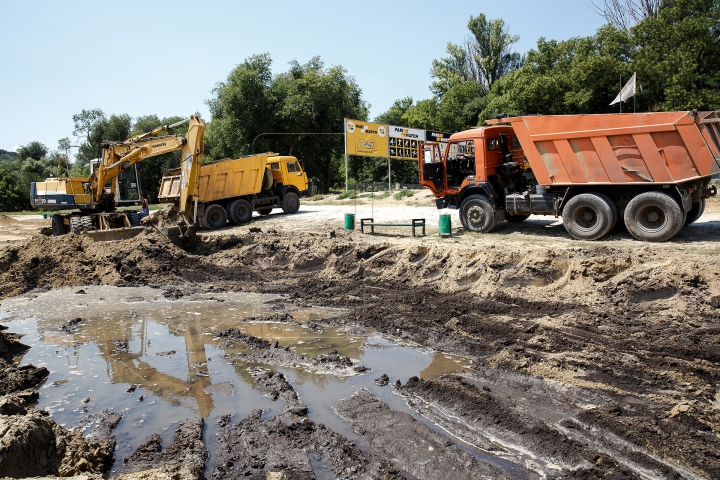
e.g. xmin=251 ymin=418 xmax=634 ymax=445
xmin=393 ymin=189 xmax=415 ymax=200
xmin=131 ymin=114 xmax=186 ymax=202
xmin=310 ymin=194 xmax=325 ymax=201
xmin=207 ymin=54 xmax=368 ymax=192
xmin=430 ymin=13 xmax=521 ymax=98
xmin=0 ymin=168 xmax=24 ymax=211
xmin=73 ymin=110 xmax=132 ymax=173
xmin=17 ymin=141 xmax=48 ymax=161
xmin=632 ymin=0 xmax=720 ymax=110
xmin=337 ymin=189 xmax=357 ymax=200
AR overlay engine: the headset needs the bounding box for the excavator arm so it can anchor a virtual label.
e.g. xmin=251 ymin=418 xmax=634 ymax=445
xmin=91 ymin=116 xmax=205 ymax=221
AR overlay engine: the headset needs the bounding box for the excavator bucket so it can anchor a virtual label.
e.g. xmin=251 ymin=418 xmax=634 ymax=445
xmin=82 ymin=226 xmax=147 ymax=242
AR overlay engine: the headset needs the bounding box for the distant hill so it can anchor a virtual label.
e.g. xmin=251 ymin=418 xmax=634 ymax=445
xmin=0 ymin=149 xmax=18 ymax=160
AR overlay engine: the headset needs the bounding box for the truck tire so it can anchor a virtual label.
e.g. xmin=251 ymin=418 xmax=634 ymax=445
xmin=684 ymin=198 xmax=705 ymax=226
xmin=70 ymin=217 xmax=83 ymax=234
xmin=51 ymin=214 xmax=66 ymax=236
xmin=258 ymin=208 xmax=272 ymax=216
xmin=460 ymin=194 xmax=497 ymax=233
xmin=203 ymin=204 xmax=227 ymax=230
xmin=81 ymin=216 xmax=95 ymax=231
xmin=562 ymin=192 xmax=615 ymax=240
xmin=505 ymin=213 xmax=530 ymax=223
xmin=282 ymin=192 xmax=300 ymax=214
xmin=262 ymin=168 xmax=274 ymax=191
xmin=594 ymin=192 xmax=618 ymax=231
xmin=624 ymin=191 xmax=685 ymax=242
xmin=228 ymin=199 xmax=253 ymax=225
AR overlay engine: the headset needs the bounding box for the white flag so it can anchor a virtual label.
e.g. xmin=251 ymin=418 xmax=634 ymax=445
xmin=610 ymin=73 xmax=637 ymax=105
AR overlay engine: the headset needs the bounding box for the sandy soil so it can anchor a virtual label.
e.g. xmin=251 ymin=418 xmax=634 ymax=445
xmin=2 ymin=193 xmax=720 ymax=479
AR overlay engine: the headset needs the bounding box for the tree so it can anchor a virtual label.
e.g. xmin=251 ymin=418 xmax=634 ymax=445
xmin=0 ymin=168 xmax=24 ymax=212
xmin=17 ymin=141 xmax=48 ymax=161
xmin=430 ymin=14 xmax=521 ymax=98
xmin=590 ymin=0 xmax=672 ymax=32
xmin=131 ymin=115 xmax=187 ymax=202
xmin=207 ymin=54 xmax=368 ymax=192
xmin=73 ymin=111 xmax=132 ymax=174
xmin=632 ymin=0 xmax=720 ymax=110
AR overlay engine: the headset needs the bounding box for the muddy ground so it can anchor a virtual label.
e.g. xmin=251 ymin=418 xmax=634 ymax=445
xmin=1 ymin=201 xmax=720 ymax=479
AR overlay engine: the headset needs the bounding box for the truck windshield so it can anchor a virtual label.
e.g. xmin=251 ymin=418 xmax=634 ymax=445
xmin=287 ymin=162 xmax=298 ymax=173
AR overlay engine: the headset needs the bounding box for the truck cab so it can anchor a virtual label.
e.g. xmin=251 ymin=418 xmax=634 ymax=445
xmin=266 ymin=157 xmax=308 ymax=194
xmin=420 ymin=125 xmax=527 ymax=210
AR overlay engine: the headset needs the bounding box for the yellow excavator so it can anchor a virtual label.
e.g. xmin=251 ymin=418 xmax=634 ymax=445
xmin=31 ymin=116 xmax=205 ymax=243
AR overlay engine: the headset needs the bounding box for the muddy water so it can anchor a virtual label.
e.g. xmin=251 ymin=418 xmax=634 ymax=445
xmin=0 ymin=285 xmax=483 ymax=476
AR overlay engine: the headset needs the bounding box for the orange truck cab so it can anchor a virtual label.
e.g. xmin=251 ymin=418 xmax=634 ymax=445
xmin=420 ymin=111 xmax=720 ymax=242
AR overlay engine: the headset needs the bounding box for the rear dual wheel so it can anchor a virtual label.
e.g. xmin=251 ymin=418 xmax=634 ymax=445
xmin=624 ymin=191 xmax=685 ymax=242
xmin=228 ymin=199 xmax=252 ymax=225
xmin=562 ymin=192 xmax=617 ymax=241
xmin=202 ymin=204 xmax=228 ymax=230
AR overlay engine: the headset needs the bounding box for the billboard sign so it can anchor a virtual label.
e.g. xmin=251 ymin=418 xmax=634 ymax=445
xmin=388 ymin=125 xmax=425 ymax=160
xmin=345 ymin=119 xmax=388 ymax=157
xmin=425 ymin=130 xmax=452 ymax=144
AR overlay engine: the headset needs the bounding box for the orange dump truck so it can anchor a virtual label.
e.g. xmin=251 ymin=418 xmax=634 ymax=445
xmin=420 ymin=110 xmax=720 ymax=241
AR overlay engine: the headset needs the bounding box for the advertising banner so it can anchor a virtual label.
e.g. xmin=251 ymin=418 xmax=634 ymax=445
xmin=388 ymin=125 xmax=425 ymax=160
xmin=345 ymin=119 xmax=388 ymax=158
xmin=425 ymin=130 xmax=452 ymax=144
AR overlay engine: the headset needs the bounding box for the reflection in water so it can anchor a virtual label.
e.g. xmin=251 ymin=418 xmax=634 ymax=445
xmin=0 ymin=285 xmax=472 ymax=474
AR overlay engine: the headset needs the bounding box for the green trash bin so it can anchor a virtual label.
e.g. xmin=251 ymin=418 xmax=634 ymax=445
xmin=439 ymin=214 xmax=451 ymax=237
xmin=344 ymin=213 xmax=355 ymax=230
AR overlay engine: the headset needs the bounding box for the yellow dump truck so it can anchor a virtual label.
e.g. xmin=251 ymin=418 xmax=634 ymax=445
xmin=158 ymin=152 xmax=308 ymax=229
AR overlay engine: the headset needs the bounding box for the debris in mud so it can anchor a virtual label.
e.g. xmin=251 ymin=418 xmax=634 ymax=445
xmin=249 ymin=227 xmax=261 ymax=233
xmin=0 ymin=326 xmax=29 ymax=361
xmin=121 ymin=417 xmax=207 ymax=479
xmin=227 ymin=343 xmax=367 ymax=377
xmin=75 ymin=289 xmax=87 ymax=294
xmin=213 ymin=327 xmax=271 ymax=349
xmin=248 ymin=367 xmax=307 ymax=415
xmin=0 ymin=359 xmax=48 ymax=396
xmin=375 ymin=373 xmax=389 ymax=386
xmin=203 ymin=381 xmax=235 ymax=397
xmin=334 ymin=388 xmax=509 ymax=479
xmin=212 ymin=409 xmax=400 ymax=479
xmin=60 ymin=317 xmax=83 ymax=333
xmin=155 ymin=350 xmax=176 ymax=357
xmin=50 ymin=379 xmax=69 ymax=387
xmin=112 ymin=339 xmax=129 ymax=354
xmin=125 ymin=384 xmax=140 ymax=394
xmin=80 ymin=409 xmax=123 ymax=442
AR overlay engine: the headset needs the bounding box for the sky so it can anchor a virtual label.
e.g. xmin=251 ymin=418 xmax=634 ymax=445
xmin=0 ymin=1 xmax=606 ymax=155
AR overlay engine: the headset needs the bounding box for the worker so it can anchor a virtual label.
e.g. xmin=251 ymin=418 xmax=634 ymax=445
xmin=139 ymin=197 xmax=149 ymax=217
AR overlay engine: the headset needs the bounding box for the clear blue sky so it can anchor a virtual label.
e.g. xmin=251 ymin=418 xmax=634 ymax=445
xmin=0 ymin=0 xmax=606 ymax=154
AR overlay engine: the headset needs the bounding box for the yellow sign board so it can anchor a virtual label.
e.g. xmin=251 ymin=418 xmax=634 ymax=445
xmin=345 ymin=119 xmax=389 ymax=158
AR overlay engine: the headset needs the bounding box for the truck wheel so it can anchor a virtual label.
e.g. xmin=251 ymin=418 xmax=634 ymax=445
xmin=203 ymin=204 xmax=227 ymax=230
xmin=228 ymin=199 xmax=253 ymax=224
xmin=684 ymin=198 xmax=705 ymax=226
xmin=51 ymin=214 xmax=66 ymax=236
xmin=262 ymin=168 xmax=274 ymax=191
xmin=460 ymin=194 xmax=497 ymax=233
xmin=81 ymin=216 xmax=95 ymax=231
xmin=624 ymin=191 xmax=685 ymax=242
xmin=594 ymin=192 xmax=618 ymax=231
xmin=258 ymin=208 xmax=272 ymax=216
xmin=282 ymin=192 xmax=300 ymax=214
xmin=562 ymin=193 xmax=615 ymax=240
xmin=506 ymin=213 xmax=530 ymax=223
xmin=70 ymin=217 xmax=83 ymax=234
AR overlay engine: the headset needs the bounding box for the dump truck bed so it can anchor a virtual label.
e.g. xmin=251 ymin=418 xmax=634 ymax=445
xmin=159 ymin=154 xmax=269 ymax=203
xmin=493 ymin=111 xmax=720 ymax=186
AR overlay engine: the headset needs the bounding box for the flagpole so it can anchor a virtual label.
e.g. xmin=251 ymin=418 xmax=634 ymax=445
xmin=619 ymin=75 xmax=622 ymax=113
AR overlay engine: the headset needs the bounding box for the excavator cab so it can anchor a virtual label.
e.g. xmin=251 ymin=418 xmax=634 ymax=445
xmin=90 ymin=158 xmax=142 ymax=207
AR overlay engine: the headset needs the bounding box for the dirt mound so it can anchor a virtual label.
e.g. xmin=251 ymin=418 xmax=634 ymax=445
xmin=214 ymin=328 xmax=271 ymax=349
xmin=121 ymin=417 xmax=206 ymax=478
xmin=0 ymin=410 xmax=114 ymax=478
xmin=0 ymin=214 xmax=20 ymax=226
xmin=141 ymin=204 xmax=181 ymax=228
xmin=248 ymin=367 xmax=307 ymax=416
xmin=227 ymin=344 xmax=366 ymax=377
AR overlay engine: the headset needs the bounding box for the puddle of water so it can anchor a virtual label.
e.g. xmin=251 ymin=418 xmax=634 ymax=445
xmin=0 ymin=285 xmax=520 ymax=477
